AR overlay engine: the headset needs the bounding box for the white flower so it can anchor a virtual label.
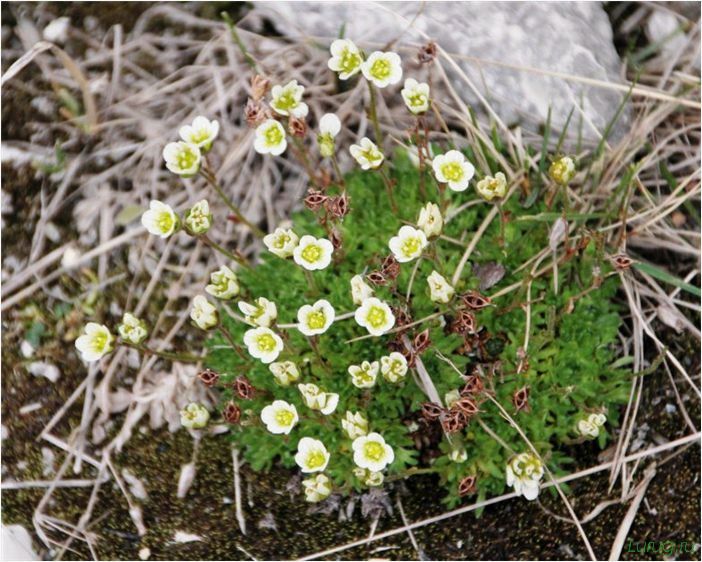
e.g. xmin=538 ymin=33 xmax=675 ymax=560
xmin=298 ymin=383 xmax=339 ymax=415
xmin=243 ymin=327 xmax=284 ymax=364
xmin=260 ymin=400 xmax=299 ymax=435
xmin=183 ymin=199 xmax=212 ymax=235
xmin=141 ymin=200 xmax=179 ymax=238
xmin=179 ymin=116 xmax=219 ymax=152
xmin=205 ymin=265 xmax=240 ymax=300
xmin=163 ymin=141 xmax=201 ymax=177
xmin=353 ymin=467 xmax=385 ymax=487
xmin=506 ymin=452 xmax=544 ymax=501
xmin=380 ymin=352 xmax=408 ymax=383
xmin=349 ymin=137 xmax=384 ymax=170
xmin=475 ymin=172 xmax=507 ymax=201
xmin=549 ymin=156 xmax=576 ymax=185
xmin=180 ymin=403 xmax=210 ymax=429
xmin=401 ymin=78 xmax=430 ymax=114
xmin=417 ymin=202 xmax=443 ymax=238
xmin=297 ymin=299 xmax=335 ymax=336
xmin=263 ymin=227 xmax=299 ymax=258
xmin=449 ymin=448 xmax=468 ymax=463
xmin=269 ymin=361 xmax=300 ymax=386
xmin=117 ymin=313 xmax=148 ymax=345
xmin=361 ymin=51 xmax=403 ymax=88
xmin=352 ymin=432 xmax=394 ymax=472
xmin=342 ymin=411 xmax=369 ymax=439
xmin=293 ymin=235 xmax=334 ymax=271
xmin=427 ymin=270 xmax=455 ymax=303
xmin=354 ymin=297 xmax=395 ymax=337
xmin=577 ymin=413 xmax=607 ymax=438
xmin=270 ymin=80 xmax=309 ymax=118
xmin=388 ymin=225 xmax=428 ymax=263
xmin=190 ymin=295 xmax=218 ymax=330
xmin=295 ymin=437 xmax=330 ymax=473
xmin=327 ymin=39 xmax=364 ymax=80
xmin=432 ymin=150 xmax=475 ymax=192
xmin=317 ymin=113 xmax=341 ymax=158
xmin=350 ymin=274 xmax=374 ymax=306
xmin=254 ymin=119 xmax=287 ymax=156
xmin=75 ymin=322 xmax=114 ymax=362
xmin=348 ymin=360 xmax=379 ymax=389
xmin=238 ymin=297 xmax=277 ymax=328
xmin=303 ymin=473 xmax=332 ymax=502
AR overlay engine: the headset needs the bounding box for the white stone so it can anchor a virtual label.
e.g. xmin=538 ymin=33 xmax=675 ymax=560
xmin=1 ymin=525 xmax=40 ymax=560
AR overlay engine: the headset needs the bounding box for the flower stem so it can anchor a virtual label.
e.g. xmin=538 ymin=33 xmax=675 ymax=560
xmin=330 ymin=154 xmax=345 ymax=187
xmin=304 ymin=269 xmax=320 ymax=296
xmin=128 ymin=344 xmax=201 ymax=363
xmin=200 ymin=234 xmax=251 ymax=269
xmin=367 ymin=81 xmax=384 ymax=147
xmin=378 ymin=166 xmax=398 ymax=214
xmin=290 ymin=135 xmax=319 ymax=186
xmin=218 ymin=324 xmax=248 ymax=360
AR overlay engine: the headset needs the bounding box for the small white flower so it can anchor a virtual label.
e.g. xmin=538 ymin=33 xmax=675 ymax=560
xmin=303 ymin=473 xmax=332 ymax=502
xmin=270 ymin=80 xmax=309 ymax=118
xmin=75 ymin=322 xmax=114 ymax=362
xmin=475 ymin=172 xmax=507 ymax=201
xmin=295 ymin=437 xmax=330 ymax=473
xmin=427 ymin=270 xmax=455 ymax=304
xmin=506 ymin=452 xmax=544 ymax=501
xmin=401 ymin=78 xmax=430 ymax=114
xmin=350 ymin=274 xmax=374 ymax=306
xmin=342 ymin=411 xmax=369 ymax=439
xmin=348 ymin=360 xmax=379 ymax=389
xmin=353 ymin=467 xmax=385 ymax=487
xmin=180 ymin=403 xmax=210 ymax=429
xmin=260 ymin=400 xmax=299 ymax=435
xmin=354 ymin=297 xmax=396 ymax=337
xmin=577 ymin=413 xmax=607 ymax=438
xmin=388 ymin=225 xmax=428 ymax=263
xmin=327 ymin=39 xmax=364 ymax=80
xmin=361 ymin=51 xmax=403 ymax=88
xmin=449 ymin=448 xmax=468 ymax=463
xmin=163 ymin=141 xmax=201 ymax=177
xmin=117 ymin=313 xmax=148 ymax=345
xmin=178 ymin=116 xmax=219 ymax=152
xmin=183 ymin=199 xmax=212 ymax=235
xmin=141 ymin=200 xmax=179 ymax=238
xmin=380 ymin=352 xmax=408 ymax=383
xmin=349 ymin=137 xmax=384 ymax=170
xmin=254 ymin=119 xmax=287 ymax=156
xmin=317 ymin=113 xmax=341 ymax=158
xmin=297 ymin=299 xmax=335 ymax=336
xmin=243 ymin=327 xmax=284 ymax=364
xmin=417 ymin=202 xmax=443 ymax=238
xmin=205 ymin=265 xmax=240 ymax=300
xmin=432 ymin=150 xmax=475 ymax=192
xmin=190 ymin=295 xmax=218 ymax=330
xmin=549 ymin=156 xmax=576 ymax=185
xmin=269 ymin=361 xmax=300 ymax=386
xmin=263 ymin=227 xmax=299 ymax=258
xmin=352 ymin=432 xmax=394 ymax=472
xmin=293 ymin=235 xmax=334 ymax=271
xmin=238 ymin=297 xmax=277 ymax=328
xmin=298 ymin=383 xmax=339 ymax=415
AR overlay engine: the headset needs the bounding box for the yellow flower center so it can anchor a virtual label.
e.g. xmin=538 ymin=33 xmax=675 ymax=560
xmin=401 ymin=237 xmax=421 ymax=258
xmin=301 ymin=244 xmax=322 ymax=263
xmin=274 ymin=233 xmax=290 ymax=249
xmin=275 ymin=409 xmax=294 ymax=427
xmin=407 ymin=92 xmax=427 ymax=109
xmin=157 ymin=211 xmax=174 ymax=233
xmin=92 ymin=332 xmax=108 ymax=351
xmin=354 ymin=367 xmax=375 ymax=384
xmin=306 ymin=450 xmax=326 ymax=469
xmin=389 ymin=360 xmax=403 ymax=375
xmin=370 ymin=58 xmax=391 ymax=80
xmin=256 ymin=333 xmax=277 ymax=352
xmin=265 ymin=123 xmax=284 ymax=147
xmin=361 ymin=147 xmax=382 ymax=163
xmin=190 ymin=128 xmax=210 ymax=144
xmin=363 ymin=441 xmax=385 ymax=462
xmin=274 ymin=88 xmax=298 ymax=111
xmin=306 ymin=310 xmax=327 ymax=330
xmin=177 ymin=146 xmax=198 ymax=170
xmin=366 ymin=306 xmax=387 ymax=329
xmin=340 ymin=49 xmax=362 ymax=73
xmin=440 ymin=162 xmax=464 ymax=182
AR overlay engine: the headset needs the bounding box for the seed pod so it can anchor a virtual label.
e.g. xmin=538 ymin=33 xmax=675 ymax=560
xmin=223 ymin=401 xmax=241 ymax=424
xmin=418 ymin=41 xmax=437 ymax=64
xmin=234 ymin=376 xmax=255 ymax=400
xmin=250 ymin=75 xmax=270 ymax=101
xmin=512 ymin=386 xmax=530 ymax=413
xmin=413 ymin=329 xmax=431 ymax=354
xmin=452 ymin=396 xmax=479 ymax=418
xmin=367 ymin=271 xmax=388 ymax=286
xmin=393 ymin=306 xmax=413 ymax=330
xmin=304 ymin=189 xmax=328 ymax=212
xmin=244 ymin=98 xmax=267 ymax=127
xmin=288 ymin=116 xmax=308 ymax=138
xmin=381 ymin=255 xmax=401 ymax=280
xmin=460 ymin=290 xmax=492 ymax=310
xmin=329 ymin=228 xmax=343 ymax=250
xmin=450 ymin=309 xmax=476 ymax=335
xmin=458 ymin=475 xmax=477 ymax=496
xmin=441 ymin=409 xmax=466 ymax=434
xmin=197 ymin=369 xmax=219 ymax=387
xmin=326 ymin=192 xmax=349 ymax=219
xmin=610 ymin=253 xmax=633 ymax=270
xmin=461 ymin=374 xmax=484 ymax=397
xmin=421 ymin=402 xmax=445 ymax=422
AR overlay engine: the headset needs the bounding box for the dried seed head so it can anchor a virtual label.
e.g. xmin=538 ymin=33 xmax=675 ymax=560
xmin=512 ymin=386 xmax=530 ymax=413
xmin=329 ymin=228 xmax=343 ymax=250
xmin=367 ymin=271 xmax=388 ymax=286
xmin=421 ymin=402 xmax=445 ymax=422
xmin=452 ymin=396 xmax=479 ymax=418
xmin=381 ymin=255 xmax=401 ymax=280
xmin=460 ymin=290 xmax=492 ymax=310
xmin=234 ymin=375 xmax=255 ymax=400
xmin=197 ymin=368 xmax=219 ymax=387
xmin=418 ymin=41 xmax=437 ymax=64
xmin=288 ymin=116 xmax=308 ymax=138
xmin=223 ymin=401 xmax=241 ymax=424
xmin=441 ymin=409 xmax=466 ymax=434
xmin=326 ymin=192 xmax=350 ymax=219
xmin=393 ymin=306 xmax=413 ymax=329
xmin=450 ymin=309 xmax=477 ymax=335
xmin=461 ymin=374 xmax=484 ymax=397
xmin=250 ymin=74 xmax=270 ymax=101
xmin=245 ymin=98 xmax=267 ymax=127
xmin=458 ymin=475 xmax=477 ymax=496
xmin=611 ymin=253 xmax=633 ymax=270
xmin=304 ymin=189 xmax=328 ymax=212
xmin=413 ymin=329 xmax=431 ymax=354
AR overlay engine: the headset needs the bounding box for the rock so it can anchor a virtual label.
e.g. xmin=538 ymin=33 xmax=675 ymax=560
xmin=261 ymin=1 xmax=631 ymax=144
xmin=1 ymin=525 xmax=40 ymax=561
xmin=27 ymin=361 xmax=60 ymax=383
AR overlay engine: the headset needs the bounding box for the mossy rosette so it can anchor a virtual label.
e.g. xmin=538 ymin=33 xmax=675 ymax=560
xmin=207 ymin=151 xmax=632 ymax=507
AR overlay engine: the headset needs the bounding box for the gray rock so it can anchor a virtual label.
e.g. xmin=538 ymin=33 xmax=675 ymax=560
xmin=261 ymin=1 xmax=631 ymax=144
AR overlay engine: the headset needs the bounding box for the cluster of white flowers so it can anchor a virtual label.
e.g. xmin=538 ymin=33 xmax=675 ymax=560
xmin=263 ymin=229 xmax=334 ymax=271
xmin=505 ymin=452 xmax=544 ymax=501
xmin=348 ymin=352 xmax=408 ymax=388
xmin=577 ymin=412 xmax=606 ymax=438
xmin=163 ymin=116 xmax=219 ymax=176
